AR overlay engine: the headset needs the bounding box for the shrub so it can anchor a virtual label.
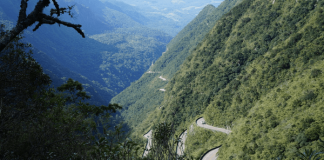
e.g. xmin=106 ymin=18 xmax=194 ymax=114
xmin=310 ymin=69 xmax=322 ymax=78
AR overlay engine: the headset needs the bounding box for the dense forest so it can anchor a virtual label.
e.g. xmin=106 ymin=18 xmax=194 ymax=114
xmin=114 ymin=0 xmax=324 ymax=159
xmin=0 ymin=24 xmax=130 ymax=159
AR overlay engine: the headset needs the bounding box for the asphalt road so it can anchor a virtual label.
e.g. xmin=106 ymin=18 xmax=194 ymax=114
xmin=142 ymin=130 xmax=153 ymax=157
xmin=159 ymin=76 xmax=167 ymax=81
xmin=176 ymin=130 xmax=188 ymax=156
xmin=196 ymin=118 xmax=231 ymax=160
xmin=196 ymin=118 xmax=231 ymax=134
xmin=202 ymin=148 xmax=219 ymax=160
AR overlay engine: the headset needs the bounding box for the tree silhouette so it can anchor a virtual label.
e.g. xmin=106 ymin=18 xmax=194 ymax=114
xmin=0 ymin=0 xmax=85 ymax=53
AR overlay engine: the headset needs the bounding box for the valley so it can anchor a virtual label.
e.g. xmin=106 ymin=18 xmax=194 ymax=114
xmin=0 ymin=0 xmax=172 ymax=105
xmin=1 ymin=0 xmax=324 ymax=159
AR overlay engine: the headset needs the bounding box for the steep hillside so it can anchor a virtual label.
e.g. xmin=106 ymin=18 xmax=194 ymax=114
xmin=111 ymin=0 xmax=243 ymax=136
xmin=135 ymin=0 xmax=324 ymax=159
xmin=0 ymin=0 xmax=172 ymax=104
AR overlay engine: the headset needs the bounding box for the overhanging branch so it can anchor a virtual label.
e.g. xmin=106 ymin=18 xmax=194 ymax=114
xmin=0 ymin=0 xmax=85 ymax=53
xmin=33 ymin=14 xmax=85 ymax=38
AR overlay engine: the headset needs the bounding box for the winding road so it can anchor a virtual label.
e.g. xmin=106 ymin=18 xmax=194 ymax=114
xmin=143 ymin=118 xmax=231 ymax=159
xmin=197 ymin=118 xmax=231 ymax=160
xmin=159 ymin=89 xmax=166 ymax=92
xmin=142 ymin=130 xmax=153 ymax=157
xmin=202 ymin=148 xmax=220 ymax=160
xmin=159 ymin=76 xmax=167 ymax=81
xmin=176 ymin=130 xmax=187 ymax=156
xmin=196 ymin=118 xmax=231 ymax=135
xmin=146 ymin=71 xmax=161 ymax=73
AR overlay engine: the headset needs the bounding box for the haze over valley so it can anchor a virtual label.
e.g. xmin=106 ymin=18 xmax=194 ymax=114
xmin=100 ymin=0 xmax=223 ymax=36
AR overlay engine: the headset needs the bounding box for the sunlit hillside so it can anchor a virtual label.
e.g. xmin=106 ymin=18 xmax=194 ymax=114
xmin=116 ymin=0 xmax=324 ymax=159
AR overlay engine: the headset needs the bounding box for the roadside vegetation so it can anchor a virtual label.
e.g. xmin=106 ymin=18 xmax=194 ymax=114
xmin=185 ymin=123 xmax=226 ymax=159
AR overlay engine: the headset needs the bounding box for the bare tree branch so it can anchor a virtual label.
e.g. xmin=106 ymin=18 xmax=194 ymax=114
xmin=18 ymin=0 xmax=28 ymax=23
xmin=0 ymin=0 xmax=85 ymax=53
xmin=33 ymin=14 xmax=85 ymax=38
xmin=52 ymin=0 xmax=61 ymax=16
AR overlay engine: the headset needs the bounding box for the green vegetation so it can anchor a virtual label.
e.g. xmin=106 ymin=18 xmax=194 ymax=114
xmin=0 ymin=26 xmax=130 ymax=159
xmin=296 ymin=148 xmax=323 ymax=160
xmin=162 ymin=0 xmax=324 ymax=159
xmin=116 ymin=0 xmax=324 ymax=159
xmin=147 ymin=122 xmax=185 ymax=159
xmin=185 ymin=123 xmax=227 ymax=159
xmin=143 ymin=122 xmax=192 ymax=160
xmin=111 ymin=0 xmax=243 ymax=139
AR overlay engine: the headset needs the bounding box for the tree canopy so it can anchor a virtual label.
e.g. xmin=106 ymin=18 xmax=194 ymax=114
xmin=0 ymin=23 xmax=135 ymax=160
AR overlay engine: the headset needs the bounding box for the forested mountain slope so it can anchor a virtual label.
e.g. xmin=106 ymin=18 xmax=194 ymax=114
xmin=134 ymin=0 xmax=324 ymax=159
xmin=0 ymin=0 xmax=172 ymax=105
xmin=111 ymin=0 xmax=243 ymax=136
